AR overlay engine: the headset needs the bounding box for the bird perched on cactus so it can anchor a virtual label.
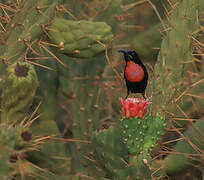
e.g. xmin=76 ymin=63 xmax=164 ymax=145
xmin=119 ymin=50 xmax=148 ymax=99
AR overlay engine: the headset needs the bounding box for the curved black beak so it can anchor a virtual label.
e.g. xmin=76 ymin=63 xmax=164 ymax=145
xmin=118 ymin=50 xmax=127 ymax=54
xmin=118 ymin=49 xmax=129 ymax=61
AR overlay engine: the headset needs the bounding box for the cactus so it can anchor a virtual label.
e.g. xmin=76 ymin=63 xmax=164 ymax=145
xmin=56 ymin=53 xmax=109 ymax=178
xmin=92 ymin=97 xmax=165 ymax=179
xmin=0 ymin=0 xmax=203 ymax=179
xmin=1 ymin=62 xmax=38 ymax=124
xmin=153 ymin=119 xmax=204 ymax=178
xmin=1 ymin=0 xmax=63 ymax=63
xmin=48 ymin=18 xmax=113 ymax=58
xmin=147 ymin=0 xmax=204 ymax=178
xmin=0 ymin=0 xmax=70 ymax=178
xmin=149 ymin=0 xmax=200 ymax=113
xmin=0 ymin=124 xmax=73 ymax=179
xmin=29 ymin=119 xmax=71 ymax=175
xmin=164 ymin=119 xmax=204 ymax=175
xmin=121 ymin=114 xmax=165 ymax=155
xmin=62 ymin=0 xmax=123 ymax=32
xmin=0 ymin=124 xmax=34 ymax=178
xmin=93 ymin=126 xmax=129 ymax=179
xmin=119 ymin=98 xmax=165 ymax=179
xmin=32 ymin=45 xmax=59 ymax=120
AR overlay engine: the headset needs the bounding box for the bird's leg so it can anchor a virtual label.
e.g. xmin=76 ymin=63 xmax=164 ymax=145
xmin=125 ymin=90 xmax=129 ymax=99
xmin=142 ymin=92 xmax=146 ymax=99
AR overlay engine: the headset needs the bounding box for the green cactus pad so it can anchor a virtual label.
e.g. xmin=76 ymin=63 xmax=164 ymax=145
xmin=93 ymin=126 xmax=130 ymax=179
xmin=1 ymin=62 xmax=38 ymax=124
xmin=48 ymin=18 xmax=113 ymax=58
xmin=121 ymin=114 xmax=165 ymax=154
xmin=2 ymin=0 xmax=62 ymax=63
xmin=149 ymin=0 xmax=201 ymax=113
xmin=93 ymin=126 xmax=153 ymax=179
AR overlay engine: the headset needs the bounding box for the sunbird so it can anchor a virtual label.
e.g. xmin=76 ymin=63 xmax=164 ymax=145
xmin=119 ymin=50 xmax=148 ymax=99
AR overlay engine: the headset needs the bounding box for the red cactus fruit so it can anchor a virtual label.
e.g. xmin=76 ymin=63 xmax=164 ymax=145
xmin=120 ymin=97 xmax=151 ymax=118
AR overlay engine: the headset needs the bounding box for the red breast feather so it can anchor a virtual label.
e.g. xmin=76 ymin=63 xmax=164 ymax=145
xmin=125 ymin=61 xmax=144 ymax=82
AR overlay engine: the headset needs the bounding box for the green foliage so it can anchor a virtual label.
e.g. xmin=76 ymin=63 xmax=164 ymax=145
xmin=93 ymin=0 xmax=123 ymax=30
xmin=0 ymin=151 xmax=9 ymax=178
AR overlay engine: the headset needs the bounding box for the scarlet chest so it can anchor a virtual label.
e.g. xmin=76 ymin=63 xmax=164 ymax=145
xmin=125 ymin=61 xmax=144 ymax=82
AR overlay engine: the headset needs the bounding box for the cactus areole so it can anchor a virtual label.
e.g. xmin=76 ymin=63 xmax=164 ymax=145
xmin=15 ymin=63 xmax=29 ymax=77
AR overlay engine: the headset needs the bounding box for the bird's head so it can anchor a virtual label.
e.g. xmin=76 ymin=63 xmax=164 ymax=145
xmin=118 ymin=50 xmax=141 ymax=63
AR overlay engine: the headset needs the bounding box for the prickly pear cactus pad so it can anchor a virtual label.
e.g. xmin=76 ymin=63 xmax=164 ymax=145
xmin=149 ymin=0 xmax=201 ymax=113
xmin=1 ymin=62 xmax=38 ymax=124
xmin=120 ymin=98 xmax=165 ymax=154
xmin=2 ymin=0 xmax=63 ymax=63
xmin=48 ymin=18 xmax=113 ymax=58
xmin=121 ymin=114 xmax=165 ymax=154
xmin=93 ymin=126 xmax=129 ymax=179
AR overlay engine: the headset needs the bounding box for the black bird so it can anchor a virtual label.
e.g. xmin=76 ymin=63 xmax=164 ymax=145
xmin=118 ymin=50 xmax=148 ymax=99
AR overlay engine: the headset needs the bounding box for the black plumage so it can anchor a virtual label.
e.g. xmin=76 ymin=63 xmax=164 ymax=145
xmin=119 ymin=50 xmax=148 ymax=99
